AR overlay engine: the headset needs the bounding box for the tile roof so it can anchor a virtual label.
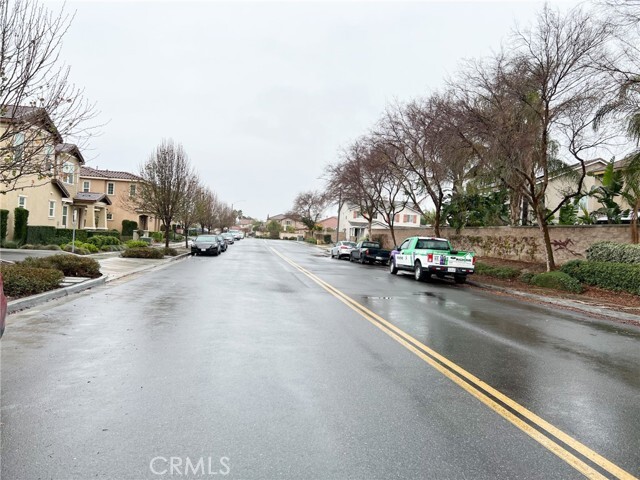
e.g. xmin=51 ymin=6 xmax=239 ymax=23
xmin=80 ymin=166 xmax=141 ymax=181
xmin=0 ymin=105 xmax=63 ymax=142
xmin=74 ymin=192 xmax=112 ymax=205
xmin=55 ymin=143 xmax=85 ymax=164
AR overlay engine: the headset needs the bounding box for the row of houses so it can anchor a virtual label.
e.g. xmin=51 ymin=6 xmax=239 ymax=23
xmin=267 ymin=204 xmax=423 ymax=242
xmin=1 ymin=106 xmax=160 ymax=240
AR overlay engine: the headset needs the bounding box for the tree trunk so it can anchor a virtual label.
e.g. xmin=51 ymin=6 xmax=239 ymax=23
xmin=535 ymin=207 xmax=555 ymax=271
xmin=165 ymin=222 xmax=171 ymax=249
xmin=434 ymin=208 xmax=441 ymax=237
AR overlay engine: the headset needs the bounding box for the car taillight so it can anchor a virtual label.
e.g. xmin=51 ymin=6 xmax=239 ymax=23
xmin=427 ymin=253 xmax=433 ymax=262
xmin=364 ymin=249 xmax=369 ymax=255
xmin=340 ymin=245 xmax=347 ymax=249
xmin=472 ymin=257 xmax=476 ymax=265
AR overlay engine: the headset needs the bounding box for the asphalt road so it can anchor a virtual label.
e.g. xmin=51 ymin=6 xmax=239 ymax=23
xmin=0 ymin=248 xmax=71 ymax=263
xmin=1 ymin=239 xmax=638 ymax=479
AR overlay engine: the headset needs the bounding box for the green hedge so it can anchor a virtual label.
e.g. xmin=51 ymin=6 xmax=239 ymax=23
xmin=475 ymin=262 xmax=521 ymax=279
xmin=0 ymin=264 xmax=63 ymax=297
xmin=586 ymin=242 xmax=640 ymax=264
xmin=87 ymin=235 xmax=121 ymax=247
xmin=21 ymin=254 xmax=101 ymax=278
xmin=87 ymin=229 xmax=120 ymax=240
xmin=121 ymin=247 xmax=164 ymax=259
xmin=125 ymin=240 xmax=148 ymax=248
xmin=0 ymin=209 xmax=8 ymax=243
xmin=26 ymin=226 xmax=57 ymax=245
xmin=561 ymin=260 xmax=640 ymax=295
xmin=61 ymin=241 xmax=99 ymax=254
xmin=150 ymin=231 xmax=163 ymax=242
xmin=122 ymin=220 xmax=138 ymax=236
xmin=54 ymin=228 xmax=88 ymax=243
xmin=163 ymin=247 xmax=178 ymax=256
xmin=13 ymin=207 xmax=28 ymax=243
xmin=530 ymin=271 xmax=583 ymax=293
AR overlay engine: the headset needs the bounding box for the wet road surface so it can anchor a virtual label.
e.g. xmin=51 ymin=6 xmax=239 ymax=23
xmin=1 ymin=239 xmax=638 ymax=479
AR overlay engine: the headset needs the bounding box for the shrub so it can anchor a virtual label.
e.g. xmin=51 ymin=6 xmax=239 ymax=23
xmin=150 ymin=231 xmax=164 ymax=243
xmin=21 ymin=254 xmax=101 ymax=278
xmin=1 ymin=240 xmax=19 ymax=249
xmin=586 ymin=242 xmax=640 ymax=264
xmin=87 ymin=229 xmax=121 ymax=240
xmin=323 ymin=234 xmax=332 ymax=244
xmin=42 ymin=244 xmax=62 ymax=250
xmin=19 ymin=244 xmax=35 ymax=250
xmin=54 ymin=228 xmax=88 ymax=244
xmin=0 ymin=209 xmax=8 ymax=243
xmin=125 ymin=240 xmax=149 ymax=248
xmin=519 ymin=271 xmax=535 ymax=284
xmin=305 ymin=237 xmax=318 ymax=245
xmin=163 ymin=247 xmax=178 ymax=256
xmin=121 ymin=247 xmax=164 ymax=259
xmin=87 ymin=235 xmax=121 ymax=248
xmin=475 ymin=262 xmax=520 ymax=279
xmin=0 ymin=264 xmax=63 ymax=297
xmin=530 ymin=271 xmax=583 ymax=293
xmin=122 ymin=220 xmax=138 ymax=236
xmin=13 ymin=207 xmax=29 ymax=243
xmin=61 ymin=241 xmax=99 ymax=254
xmin=561 ymin=260 xmax=640 ymax=295
xmin=26 ymin=226 xmax=57 ymax=245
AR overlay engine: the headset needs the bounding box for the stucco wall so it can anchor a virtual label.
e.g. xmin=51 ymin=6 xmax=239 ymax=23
xmin=372 ymin=225 xmax=632 ymax=264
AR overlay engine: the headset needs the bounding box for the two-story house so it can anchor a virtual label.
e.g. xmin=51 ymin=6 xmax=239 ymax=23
xmin=78 ymin=167 xmax=160 ymax=233
xmin=338 ymin=203 xmax=422 ymax=242
xmin=0 ymin=106 xmax=117 ymax=239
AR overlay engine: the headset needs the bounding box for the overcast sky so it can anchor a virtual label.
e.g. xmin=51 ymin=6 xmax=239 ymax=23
xmin=50 ymin=0 xmax=578 ymax=221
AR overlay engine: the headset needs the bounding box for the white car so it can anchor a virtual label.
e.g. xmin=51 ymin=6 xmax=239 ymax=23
xmin=330 ymin=241 xmax=357 ymax=260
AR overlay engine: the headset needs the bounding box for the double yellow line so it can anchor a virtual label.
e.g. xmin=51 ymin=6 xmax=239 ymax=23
xmin=271 ymin=247 xmax=637 ymax=480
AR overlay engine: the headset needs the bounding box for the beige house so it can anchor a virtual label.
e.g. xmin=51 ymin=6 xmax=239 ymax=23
xmin=545 ymin=158 xmax=633 ymax=221
xmin=79 ymin=167 xmax=161 ymax=233
xmin=338 ymin=203 xmax=422 ymax=242
xmin=1 ymin=141 xmax=115 ymax=239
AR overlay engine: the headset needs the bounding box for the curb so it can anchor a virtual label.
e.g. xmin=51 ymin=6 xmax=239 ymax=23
xmin=7 ymin=276 xmax=107 ymax=314
xmin=468 ymin=280 xmax=640 ymax=324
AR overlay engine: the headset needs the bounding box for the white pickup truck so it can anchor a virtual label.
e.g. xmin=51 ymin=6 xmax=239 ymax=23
xmin=389 ymin=236 xmax=476 ymax=284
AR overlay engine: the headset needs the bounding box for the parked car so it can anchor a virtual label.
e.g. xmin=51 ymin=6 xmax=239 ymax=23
xmin=0 ymin=273 xmax=7 ymax=339
xmin=221 ymin=232 xmax=235 ymax=245
xmin=349 ymin=241 xmax=391 ymax=265
xmin=229 ymin=230 xmax=243 ymax=240
xmin=191 ymin=235 xmax=221 ymax=256
xmin=389 ymin=236 xmax=475 ymax=283
xmin=217 ymin=235 xmax=228 ymax=252
xmin=330 ymin=241 xmax=357 ymax=260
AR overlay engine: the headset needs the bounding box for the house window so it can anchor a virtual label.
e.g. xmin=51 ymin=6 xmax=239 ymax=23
xmin=18 ymin=195 xmax=26 ymax=208
xmin=13 ymin=133 xmax=24 ymax=163
xmin=107 ymin=182 xmax=115 ymax=195
xmin=62 ymin=162 xmax=75 ymax=184
xmin=394 ymin=214 xmax=400 ymax=222
xmin=372 ymin=213 xmax=379 ymax=219
xmin=129 ymin=184 xmax=136 ymax=197
xmin=82 ymin=181 xmax=90 ymax=192
xmin=107 ymin=212 xmax=113 ymax=221
xmin=48 ymin=200 xmax=55 ymax=218
xmin=62 ymin=205 xmax=68 ymax=227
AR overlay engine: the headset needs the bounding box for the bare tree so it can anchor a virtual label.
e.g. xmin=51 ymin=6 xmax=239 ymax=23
xmin=176 ymin=174 xmax=202 ymax=248
xmin=0 ymin=0 xmax=98 ymax=194
xmin=289 ymin=190 xmax=328 ymax=236
xmin=450 ymin=6 xmax=613 ymax=270
xmin=326 ymin=138 xmax=380 ymax=240
xmin=133 ymin=139 xmax=196 ymax=249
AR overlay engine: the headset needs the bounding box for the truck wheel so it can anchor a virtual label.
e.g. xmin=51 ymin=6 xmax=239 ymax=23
xmin=454 ymin=275 xmax=467 ymax=284
xmin=359 ymin=255 xmax=365 ymax=265
xmin=389 ymin=259 xmax=398 ymax=275
xmin=414 ymin=261 xmax=425 ymax=281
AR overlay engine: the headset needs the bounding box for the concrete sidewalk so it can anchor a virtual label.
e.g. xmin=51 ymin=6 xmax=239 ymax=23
xmin=7 ymin=250 xmax=190 ymax=313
